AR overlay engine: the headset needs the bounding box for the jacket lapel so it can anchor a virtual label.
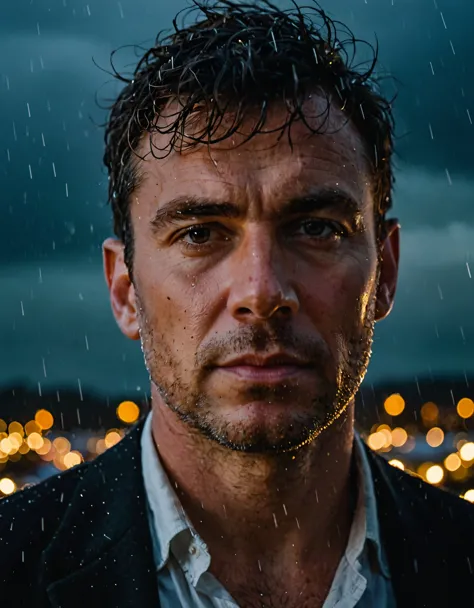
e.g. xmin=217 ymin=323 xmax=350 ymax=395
xmin=365 ymin=443 xmax=474 ymax=606
xmin=41 ymin=419 xmax=160 ymax=607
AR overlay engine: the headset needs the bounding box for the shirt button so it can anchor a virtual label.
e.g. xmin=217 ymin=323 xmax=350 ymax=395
xmin=190 ymin=545 xmax=199 ymax=556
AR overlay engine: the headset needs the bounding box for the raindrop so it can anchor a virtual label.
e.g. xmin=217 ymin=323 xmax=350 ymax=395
xmin=78 ymin=379 xmax=83 ymax=401
xmin=445 ymin=168 xmax=452 ymax=186
xmin=85 ymin=335 xmax=89 ymax=351
xmin=466 ymin=262 xmax=472 ymax=279
xmin=118 ymin=2 xmax=124 ymax=19
xmin=52 ymin=162 xmax=56 ymax=177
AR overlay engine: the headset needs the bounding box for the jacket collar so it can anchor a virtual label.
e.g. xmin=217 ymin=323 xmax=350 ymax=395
xmin=41 ymin=417 xmax=159 ymax=608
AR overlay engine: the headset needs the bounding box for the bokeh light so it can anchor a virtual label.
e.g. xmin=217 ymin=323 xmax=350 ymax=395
xmin=384 ymin=394 xmax=405 ymax=416
xmin=463 ymin=489 xmax=474 ymax=503
xmin=457 ymin=398 xmax=474 ymax=419
xmin=117 ymin=401 xmax=140 ymax=424
xmin=391 ymin=427 xmax=408 ymax=447
xmin=426 ymin=427 xmax=444 ymax=448
xmin=35 ymin=409 xmax=54 ymax=431
xmin=460 ymin=442 xmax=474 ymax=462
xmin=444 ymin=453 xmax=462 ymax=472
xmin=105 ymin=431 xmax=122 ymax=449
xmin=421 ymin=402 xmax=439 ymax=423
xmin=388 ymin=459 xmax=405 ymax=470
xmin=63 ymin=451 xmax=83 ymax=469
xmin=426 ymin=465 xmax=444 ymax=485
xmin=0 ymin=478 xmax=16 ymax=495
xmin=27 ymin=433 xmax=44 ymax=450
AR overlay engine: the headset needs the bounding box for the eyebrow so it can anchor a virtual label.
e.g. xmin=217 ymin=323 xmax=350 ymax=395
xmin=149 ymin=189 xmax=363 ymax=234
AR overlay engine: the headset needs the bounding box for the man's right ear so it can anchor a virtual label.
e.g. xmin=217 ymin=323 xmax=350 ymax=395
xmin=102 ymin=238 xmax=140 ymax=340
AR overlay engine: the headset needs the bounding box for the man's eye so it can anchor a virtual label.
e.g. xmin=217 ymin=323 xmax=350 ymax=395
xmin=182 ymin=226 xmax=212 ymax=244
xmin=297 ymin=219 xmax=346 ymax=239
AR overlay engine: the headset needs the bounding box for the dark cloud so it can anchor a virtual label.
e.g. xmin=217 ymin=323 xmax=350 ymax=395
xmin=1 ymin=0 xmax=473 ymax=390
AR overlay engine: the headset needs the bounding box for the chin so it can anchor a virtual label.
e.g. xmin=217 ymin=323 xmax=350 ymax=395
xmin=190 ymin=400 xmax=341 ymax=454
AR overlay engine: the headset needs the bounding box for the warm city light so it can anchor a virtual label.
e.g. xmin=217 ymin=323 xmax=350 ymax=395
xmin=27 ymin=433 xmax=44 ymax=451
xmin=24 ymin=420 xmax=41 ymax=436
xmin=63 ymin=451 xmax=83 ymax=469
xmin=391 ymin=427 xmax=408 ymax=447
xmin=36 ymin=438 xmax=52 ymax=456
xmin=117 ymin=401 xmax=140 ymax=424
xmin=105 ymin=431 xmax=122 ymax=449
xmin=426 ymin=427 xmax=444 ymax=448
xmin=0 ymin=419 xmax=6 ymax=433
xmin=367 ymin=432 xmax=386 ymax=451
xmin=8 ymin=422 xmax=23 ymax=437
xmin=426 ymin=465 xmax=444 ymax=484
xmin=457 ymin=398 xmax=474 ymax=419
xmin=35 ymin=409 xmax=54 ymax=430
xmin=53 ymin=437 xmax=71 ymax=454
xmin=463 ymin=489 xmax=474 ymax=503
xmin=421 ymin=402 xmax=439 ymax=423
xmin=460 ymin=442 xmax=474 ymax=462
xmin=384 ymin=394 xmax=405 ymax=416
xmin=0 ymin=438 xmax=14 ymax=455
xmin=8 ymin=433 xmax=22 ymax=450
xmin=388 ymin=459 xmax=405 ymax=470
xmin=444 ymin=453 xmax=462 ymax=472
xmin=0 ymin=478 xmax=16 ymax=495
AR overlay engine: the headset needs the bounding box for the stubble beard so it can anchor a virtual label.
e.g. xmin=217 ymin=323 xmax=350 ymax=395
xmin=136 ymin=293 xmax=376 ymax=455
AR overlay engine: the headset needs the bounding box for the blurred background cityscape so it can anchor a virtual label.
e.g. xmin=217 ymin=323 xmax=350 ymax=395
xmin=1 ymin=0 xmax=474 ymax=501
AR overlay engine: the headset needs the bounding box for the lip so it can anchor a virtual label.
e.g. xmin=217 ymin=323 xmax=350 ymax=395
xmin=217 ymin=353 xmax=312 ymax=383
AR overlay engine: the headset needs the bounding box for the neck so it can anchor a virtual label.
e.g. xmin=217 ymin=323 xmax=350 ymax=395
xmin=150 ymin=388 xmax=356 ymax=571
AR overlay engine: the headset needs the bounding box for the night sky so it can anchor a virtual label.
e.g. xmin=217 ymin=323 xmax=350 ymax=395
xmin=1 ymin=0 xmax=473 ymax=396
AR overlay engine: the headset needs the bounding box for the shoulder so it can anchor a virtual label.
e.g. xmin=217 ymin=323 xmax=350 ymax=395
xmin=369 ymin=446 xmax=474 ymax=533
xmin=0 ymin=462 xmax=90 ymax=591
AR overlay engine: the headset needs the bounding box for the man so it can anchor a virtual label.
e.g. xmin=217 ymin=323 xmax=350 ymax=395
xmin=1 ymin=1 xmax=474 ymax=606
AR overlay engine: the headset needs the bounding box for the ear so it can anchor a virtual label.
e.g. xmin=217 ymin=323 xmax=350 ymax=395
xmin=375 ymin=219 xmax=400 ymax=322
xmin=102 ymin=238 xmax=140 ymax=340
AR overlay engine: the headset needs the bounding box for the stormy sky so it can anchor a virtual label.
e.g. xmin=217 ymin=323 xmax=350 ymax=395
xmin=1 ymin=0 xmax=473 ymax=397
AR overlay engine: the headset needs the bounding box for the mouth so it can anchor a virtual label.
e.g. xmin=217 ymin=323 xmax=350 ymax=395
xmin=216 ymin=353 xmax=313 ymax=383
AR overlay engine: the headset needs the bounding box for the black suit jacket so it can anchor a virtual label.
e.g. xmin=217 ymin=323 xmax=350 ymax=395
xmin=1 ymin=417 xmax=474 ymax=607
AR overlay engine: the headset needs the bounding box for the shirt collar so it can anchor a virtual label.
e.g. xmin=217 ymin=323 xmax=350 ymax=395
xmin=140 ymin=412 xmax=202 ymax=572
xmin=353 ymin=430 xmax=391 ymax=579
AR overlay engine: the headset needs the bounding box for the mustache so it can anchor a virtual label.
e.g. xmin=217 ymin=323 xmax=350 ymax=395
xmin=195 ymin=323 xmax=329 ymax=369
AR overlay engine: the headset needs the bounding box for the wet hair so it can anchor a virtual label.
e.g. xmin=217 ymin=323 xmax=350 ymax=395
xmin=103 ymin=0 xmax=395 ymax=275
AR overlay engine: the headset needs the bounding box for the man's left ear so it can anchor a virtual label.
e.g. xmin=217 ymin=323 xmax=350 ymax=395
xmin=375 ymin=218 xmax=400 ymax=321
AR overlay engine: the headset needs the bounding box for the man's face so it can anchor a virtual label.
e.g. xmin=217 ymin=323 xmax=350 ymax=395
xmin=105 ymin=95 xmax=398 ymax=453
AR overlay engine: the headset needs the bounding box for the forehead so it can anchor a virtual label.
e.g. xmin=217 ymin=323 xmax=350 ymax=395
xmin=134 ymin=95 xmax=373 ymax=213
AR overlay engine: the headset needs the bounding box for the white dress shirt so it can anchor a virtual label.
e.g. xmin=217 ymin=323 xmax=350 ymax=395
xmin=140 ymin=412 xmax=396 ymax=607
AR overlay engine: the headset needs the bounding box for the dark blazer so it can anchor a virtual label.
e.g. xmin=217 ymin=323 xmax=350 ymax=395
xmin=1 ymin=417 xmax=474 ymax=607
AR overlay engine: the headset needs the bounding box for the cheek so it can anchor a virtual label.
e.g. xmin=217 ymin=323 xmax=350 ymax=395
xmin=136 ymin=259 xmax=218 ymax=356
xmin=302 ymin=257 xmax=376 ymax=329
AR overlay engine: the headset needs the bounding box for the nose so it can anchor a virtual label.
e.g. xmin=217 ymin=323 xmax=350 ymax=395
xmin=227 ymin=230 xmax=299 ymax=322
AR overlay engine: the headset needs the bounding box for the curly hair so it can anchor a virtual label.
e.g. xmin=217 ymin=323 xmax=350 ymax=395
xmin=103 ymin=0 xmax=395 ymax=275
